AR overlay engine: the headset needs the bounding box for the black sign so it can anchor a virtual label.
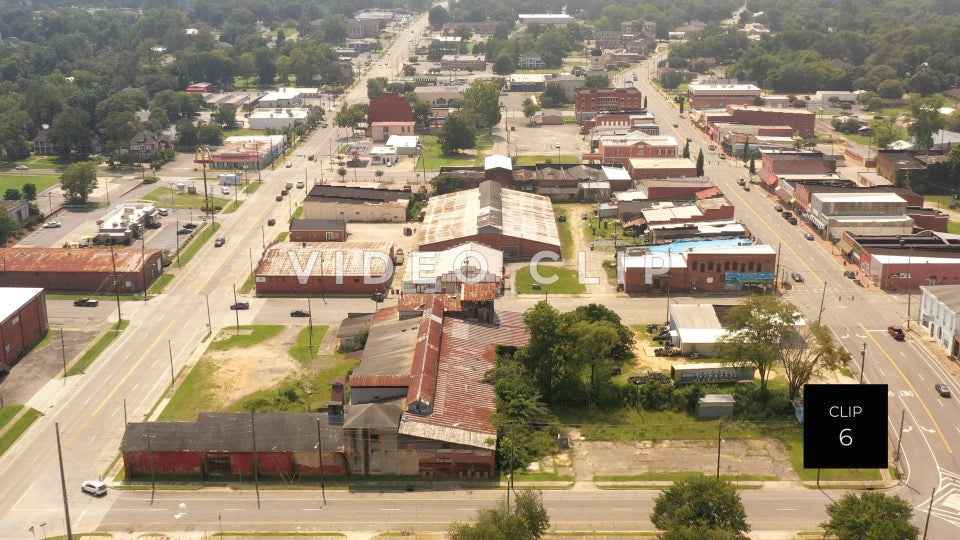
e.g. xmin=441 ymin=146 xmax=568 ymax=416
xmin=804 ymin=384 xmax=887 ymax=469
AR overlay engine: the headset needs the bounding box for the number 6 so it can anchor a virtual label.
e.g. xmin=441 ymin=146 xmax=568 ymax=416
xmin=839 ymin=428 xmax=853 ymax=447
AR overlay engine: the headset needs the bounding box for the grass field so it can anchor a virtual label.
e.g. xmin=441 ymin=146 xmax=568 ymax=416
xmin=239 ymin=272 xmax=256 ymax=294
xmin=950 ymin=221 xmax=960 ymax=235
xmin=515 ymin=265 xmax=585 ymax=294
xmin=0 ymin=405 xmax=25 ymax=432
xmin=207 ymin=325 xmax=285 ymax=351
xmin=176 ymin=222 xmax=222 ymax=268
xmin=158 ymin=360 xmax=218 ymax=421
xmin=0 ymin=408 xmax=41 ymax=456
xmin=147 ymin=273 xmax=175 ymax=295
xmin=288 ymin=326 xmax=328 ymax=363
xmin=925 ymin=195 xmax=958 ymax=210
xmin=594 ymin=472 xmax=778 ymax=482
xmin=141 ymin=187 xmax=229 ymax=210
xmin=555 ymin=208 xmax=574 ymax=260
xmin=0 ymin=173 xmax=60 ymax=194
xmin=244 ymin=181 xmax=261 ymax=194
xmin=415 ymin=133 xmax=492 ymax=170
xmin=67 ymin=320 xmax=129 ymax=376
xmin=1 ymin=155 xmax=69 ymax=170
xmin=222 ymin=127 xmax=266 ymax=137
xmin=513 ymin=155 xmax=580 ymax=165
xmin=221 ymin=200 xmax=243 ymax=214
xmin=229 ymin=352 xmax=358 ymax=413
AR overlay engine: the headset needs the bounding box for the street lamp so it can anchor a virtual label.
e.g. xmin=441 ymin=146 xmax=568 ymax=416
xmin=555 ymin=142 xmax=561 ymax=164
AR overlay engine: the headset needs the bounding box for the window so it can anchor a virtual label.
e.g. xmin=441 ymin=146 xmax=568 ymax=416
xmin=707 ymin=261 xmax=714 ymax=271
xmin=748 ymin=262 xmax=754 ymax=271
xmin=724 ymin=262 xmax=730 ymax=271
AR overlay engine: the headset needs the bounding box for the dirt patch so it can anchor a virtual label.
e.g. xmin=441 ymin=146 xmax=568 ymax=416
xmin=204 ymin=327 xmax=300 ymax=405
xmin=575 ymin=438 xmax=797 ymax=480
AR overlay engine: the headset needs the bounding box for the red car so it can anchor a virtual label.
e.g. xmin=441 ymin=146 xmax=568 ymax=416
xmin=887 ymin=326 xmax=905 ymax=341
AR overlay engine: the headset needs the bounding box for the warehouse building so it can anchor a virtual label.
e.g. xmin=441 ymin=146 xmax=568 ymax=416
xmin=418 ymin=181 xmax=560 ymax=260
xmin=0 ymin=287 xmax=48 ymax=366
xmin=303 ymin=184 xmax=411 ymax=223
xmin=255 ymin=241 xmax=396 ymax=296
xmin=0 ymin=248 xmax=164 ymax=294
xmin=402 ymin=242 xmax=504 ymax=294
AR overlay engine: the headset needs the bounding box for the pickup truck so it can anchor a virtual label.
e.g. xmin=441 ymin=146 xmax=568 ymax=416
xmin=73 ymin=298 xmax=99 ymax=307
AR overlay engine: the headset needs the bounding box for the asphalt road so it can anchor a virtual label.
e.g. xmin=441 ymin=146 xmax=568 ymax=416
xmin=3 ymin=15 xmax=960 ymax=540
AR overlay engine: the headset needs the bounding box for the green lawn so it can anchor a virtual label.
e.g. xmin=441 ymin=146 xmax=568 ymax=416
xmin=147 ymin=273 xmax=175 ymax=295
xmin=288 ymin=326 xmax=329 ymax=363
xmin=222 ymin=127 xmax=266 ymax=137
xmin=221 ymin=200 xmax=243 ymax=214
xmin=140 ymin=187 xmax=229 ymax=210
xmin=275 ymin=231 xmax=289 ymax=242
xmin=0 ymin=408 xmax=41 ymax=456
xmin=415 ymin=133 xmax=492 ymax=170
xmin=513 ymin=155 xmax=580 ymax=165
xmin=594 ymin=472 xmax=778 ymax=482
xmin=292 ymin=206 xmax=304 ymax=219
xmin=244 ymin=181 xmax=261 ymax=194
xmin=1 ymin=155 xmax=70 ymax=170
xmin=515 ymin=265 xmax=585 ymax=294
xmin=0 ymin=173 xmax=61 ymax=194
xmin=229 ymin=353 xmax=359 ymax=413
xmin=555 ymin=208 xmax=574 ymax=260
xmin=925 ymin=195 xmax=957 ymax=210
xmin=67 ymin=321 xmax=129 ymax=376
xmin=158 ymin=359 xmax=220 ymax=421
xmin=207 ymin=325 xmax=284 ymax=351
xmin=176 ymin=222 xmax=222 ymax=268
xmin=239 ymin=272 xmax=256 ymax=294
xmin=950 ymin=222 xmax=960 ymax=235
xmin=0 ymin=405 xmax=25 ymax=431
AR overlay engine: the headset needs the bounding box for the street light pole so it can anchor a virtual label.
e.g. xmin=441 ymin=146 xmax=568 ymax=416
xmin=817 ymin=281 xmax=827 ymax=324
xmin=859 ymin=342 xmax=866 ymax=384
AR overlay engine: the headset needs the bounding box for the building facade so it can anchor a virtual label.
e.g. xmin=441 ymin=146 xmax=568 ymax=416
xmin=920 ymin=285 xmax=960 ymax=357
xmin=576 ymin=88 xmax=644 ymax=119
xmin=0 ymin=287 xmax=48 ymax=366
xmin=686 ymin=83 xmax=762 ymax=109
xmin=0 ymin=248 xmax=163 ymax=293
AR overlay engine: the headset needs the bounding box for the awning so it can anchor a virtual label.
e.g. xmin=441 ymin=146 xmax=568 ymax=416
xmin=725 ymin=272 xmax=775 ymax=284
xmin=765 ymin=176 xmax=778 ymax=187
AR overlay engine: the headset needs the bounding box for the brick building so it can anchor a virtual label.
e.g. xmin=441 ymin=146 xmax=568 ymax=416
xmin=368 ymin=92 xmax=414 ymax=124
xmin=581 ymin=112 xmax=658 ymax=135
xmin=0 ymin=287 xmax=48 ymax=366
xmin=289 ymin=219 xmax=347 ymax=242
xmin=370 ymin=121 xmax=415 ymax=143
xmin=575 ymin=88 xmax=644 ymax=119
xmin=585 ymin=132 xmax=678 ymax=166
xmin=618 ymin=244 xmax=776 ymax=293
xmin=303 ymin=184 xmax=410 ymax=222
xmin=440 ymin=54 xmax=486 ymax=72
xmin=625 ymin=157 xmax=698 ymax=180
xmin=726 ymin=105 xmax=815 ymax=137
xmin=686 ymin=83 xmax=761 ymax=110
xmin=842 ymin=232 xmax=960 ymax=290
xmin=0 ymin=248 xmax=163 ymax=294
xmin=255 ymin=241 xmax=396 ymax=296
xmin=759 ymin=151 xmax=837 ymax=189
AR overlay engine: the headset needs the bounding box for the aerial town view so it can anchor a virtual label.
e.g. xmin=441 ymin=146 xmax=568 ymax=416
xmin=2 ymin=0 xmax=960 ymax=538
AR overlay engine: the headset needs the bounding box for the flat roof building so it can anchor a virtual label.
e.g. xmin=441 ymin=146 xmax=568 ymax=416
xmin=0 ymin=247 xmax=163 ymax=294
xmin=255 ymin=241 xmax=395 ymax=296
xmin=402 ymin=242 xmax=504 ymax=295
xmin=304 ymin=184 xmax=411 ymax=223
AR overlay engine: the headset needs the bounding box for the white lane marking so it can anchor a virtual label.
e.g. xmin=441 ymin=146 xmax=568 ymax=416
xmin=380 ymin=508 xmax=401 ymax=511
xmin=919 ymin=373 xmax=926 ymax=381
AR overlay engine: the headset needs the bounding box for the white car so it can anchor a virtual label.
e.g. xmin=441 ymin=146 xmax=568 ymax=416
xmin=285 ymin=161 xmax=293 ymax=168
xmin=42 ymin=220 xmax=61 ymax=228
xmin=81 ymin=480 xmax=107 ymax=497
xmin=14 ymin=165 xmax=29 ymax=171
xmin=157 ymin=208 xmax=169 ymax=216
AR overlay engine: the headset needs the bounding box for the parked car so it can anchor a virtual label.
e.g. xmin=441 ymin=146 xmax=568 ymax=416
xmin=230 ymin=301 xmax=250 ymax=310
xmin=887 ymin=325 xmax=906 ymax=341
xmin=774 ymin=205 xmax=783 ymax=212
xmin=157 ymin=208 xmax=169 ymax=216
xmin=308 ymin=155 xmax=315 ymax=161
xmin=281 ymin=188 xmax=290 ymax=196
xmin=214 ymin=237 xmax=225 ymax=247
xmin=782 ymin=211 xmax=793 ymax=219
xmin=804 ymin=233 xmax=815 ymax=240
xmin=718 ymin=153 xmax=726 ymax=159
xmin=844 ymin=270 xmax=856 ymax=279
xmin=43 ymin=220 xmax=61 ymax=228
xmin=267 ymin=218 xmax=276 ymax=226
xmin=14 ymin=165 xmax=29 ymax=171
xmin=276 ymin=195 xmax=283 ymax=201
xmin=737 ymin=178 xmax=746 ymax=186
xmin=73 ymin=298 xmax=99 ymax=307
xmin=177 ymin=227 xmax=191 ymax=234
xmin=285 ymin=161 xmax=293 ymax=168
xmin=81 ymin=480 xmax=107 ymax=497
xmin=742 ymin=184 xmax=750 ymax=191
xmin=296 ymin=180 xmax=304 ymax=188
xmin=708 ymin=144 xmax=717 ymax=150
xmin=183 ymin=222 xmax=198 ymax=229
xmin=791 ymin=272 xmax=803 ymax=282
xmin=284 ymin=182 xmax=294 ymax=190
xmin=787 ymin=217 xmax=797 ymax=225
xmin=290 ymin=309 xmax=310 ymax=317
xmin=935 ymin=383 xmax=952 ymax=398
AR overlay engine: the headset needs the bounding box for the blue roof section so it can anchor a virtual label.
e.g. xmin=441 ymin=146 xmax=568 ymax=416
xmin=647 ymin=237 xmax=753 ymax=254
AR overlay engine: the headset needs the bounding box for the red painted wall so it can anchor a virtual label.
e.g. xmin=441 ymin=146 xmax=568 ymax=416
xmin=420 ymin=233 xmax=559 ymax=261
xmin=0 ymin=291 xmax=48 ymax=365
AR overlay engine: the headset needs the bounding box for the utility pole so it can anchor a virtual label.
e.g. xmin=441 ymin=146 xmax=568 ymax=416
xmin=175 ymin=219 xmax=181 ymax=268
xmin=906 ymin=251 xmax=913 ymax=329
xmin=141 ymin=235 xmax=147 ymax=304
xmin=167 ymin=339 xmax=175 ymax=385
xmin=859 ymin=343 xmax=867 ymax=384
xmin=316 ymin=418 xmax=326 ymax=505
xmin=895 ymin=409 xmax=906 ymax=464
xmin=251 ymin=412 xmax=261 ymax=509
xmin=716 ymin=419 xmax=723 ymax=479
xmin=817 ymin=281 xmax=827 ymax=324
xmin=123 ymin=398 xmax=127 ymax=426
xmin=109 ymin=245 xmax=122 ymax=324
xmin=146 ymin=426 xmax=156 ymax=505
xmin=922 ymin=486 xmax=936 ymax=539
xmin=774 ymin=243 xmax=782 ymax=288
xmin=205 ymin=294 xmax=212 ymax=331
xmin=60 ymin=328 xmax=66 ymax=383
xmin=55 ymin=423 xmax=73 ymax=540
xmin=233 ymin=284 xmax=241 ymax=332
xmin=307 ymin=294 xmax=314 ymax=355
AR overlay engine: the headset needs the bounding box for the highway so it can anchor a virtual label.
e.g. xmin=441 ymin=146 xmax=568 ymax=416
xmin=2 ymin=14 xmax=960 ymax=540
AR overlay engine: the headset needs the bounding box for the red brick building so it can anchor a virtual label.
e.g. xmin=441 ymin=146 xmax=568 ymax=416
xmin=585 ymin=132 xmax=678 ymax=166
xmin=726 ymin=105 xmax=815 ymax=137
xmin=289 ymin=219 xmax=347 ymax=242
xmin=759 ymin=151 xmax=837 ymax=188
xmin=0 ymin=248 xmax=163 ymax=294
xmin=841 ymin=232 xmax=960 ymax=289
xmin=619 ymin=244 xmax=776 ymax=293
xmin=581 ymin=112 xmax=659 ymax=135
xmin=367 ymin=92 xmax=414 ymax=123
xmin=575 ymin=87 xmax=644 ymax=117
xmin=255 ymin=242 xmax=396 ymax=296
xmin=0 ymin=287 xmax=48 ymax=366
xmin=625 ymin=157 xmax=698 ymax=180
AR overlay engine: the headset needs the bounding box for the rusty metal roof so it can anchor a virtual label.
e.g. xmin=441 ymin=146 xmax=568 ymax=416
xmin=349 ymin=374 xmax=414 ymax=387
xmin=405 ymin=296 xmax=444 ymax=411
xmin=256 ymin=242 xmax=393 ymax=277
xmin=0 ymin=247 xmax=161 ymax=273
xmin=398 ymin=310 xmax=529 ymax=449
xmin=462 ymin=282 xmax=497 ymax=301
xmin=419 ymin=180 xmax=559 ymax=249
xmin=398 ymin=293 xmax=462 ymax=313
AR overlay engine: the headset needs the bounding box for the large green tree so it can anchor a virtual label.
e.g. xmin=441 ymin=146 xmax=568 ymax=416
xmin=821 ymin=492 xmax=918 ymax=540
xmin=0 ymin=208 xmax=22 ymax=245
xmin=696 ymin=149 xmax=704 ymax=176
xmin=197 ymin=123 xmax=223 ymax=146
xmin=60 ymin=161 xmax=98 ymax=205
xmin=461 ymin=79 xmax=502 ymax=130
xmin=907 ymin=94 xmax=946 ymax=151
xmin=176 ymin=118 xmax=199 ymax=148
xmin=450 ymin=490 xmax=549 ymax=540
xmin=716 ymin=295 xmax=800 ymax=392
xmin=334 ymin=104 xmax=368 ymax=131
xmin=437 ymin=111 xmax=477 ymax=155
xmin=779 ymin=323 xmax=851 ymax=399
xmin=651 ymin=477 xmax=750 ymax=538
xmin=49 ymin=106 xmax=90 ymax=158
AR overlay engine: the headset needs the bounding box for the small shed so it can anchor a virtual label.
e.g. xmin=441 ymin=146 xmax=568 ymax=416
xmin=337 ymin=314 xmax=373 ymax=351
xmin=696 ymin=394 xmax=735 ymax=418
xmin=535 ymin=109 xmax=564 ymax=125
xmin=370 ymin=145 xmax=398 ymax=165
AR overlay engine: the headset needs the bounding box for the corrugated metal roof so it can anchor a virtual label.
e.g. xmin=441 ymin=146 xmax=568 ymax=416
xmin=398 ymin=294 xmax=463 ymax=313
xmin=398 ymin=311 xmax=529 ymax=449
xmin=0 ymin=247 xmax=161 ymax=273
xmin=256 ymin=242 xmax=394 ymax=277
xmin=462 ymin=282 xmax=497 ymax=301
xmin=405 ymin=296 xmax=444 ymax=410
xmin=349 ymin=374 xmax=413 ymax=387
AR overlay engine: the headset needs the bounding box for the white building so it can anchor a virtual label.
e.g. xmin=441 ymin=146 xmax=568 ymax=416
xmin=369 ymin=146 xmax=398 ymax=165
xmin=518 ymin=14 xmax=576 ymax=25
xmin=668 ymin=304 xmax=727 ymax=355
xmin=257 ymin=87 xmax=318 ymax=108
xmin=402 ymin=242 xmax=504 ymax=294
xmin=96 ymin=202 xmax=158 ymax=245
xmin=248 ymin=108 xmax=309 ymax=129
xmin=386 ymin=135 xmax=419 ymax=155
xmin=920 ymin=285 xmax=960 ymax=357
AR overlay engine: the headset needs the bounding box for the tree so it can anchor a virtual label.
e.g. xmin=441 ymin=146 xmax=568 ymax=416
xmin=661 ymin=71 xmax=685 ymax=89
xmin=0 ymin=208 xmax=22 ymax=245
xmin=197 ymin=123 xmax=223 ymax=146
xmin=212 ymin=105 xmax=237 ymax=127
xmin=873 ymin=116 xmax=905 ymax=148
xmin=569 ymin=320 xmax=619 ymax=404
xmin=428 ymin=6 xmax=451 ymax=28
xmin=717 ymin=295 xmax=800 ymax=392
xmin=522 ymin=97 xmax=541 ymax=119
xmin=516 ymin=301 xmax=565 ymax=398
xmin=461 ymin=80 xmax=502 ymax=130
xmin=908 ymin=94 xmax=946 ymax=151
xmin=412 ymin=101 xmax=432 ymax=127
xmin=779 ymin=323 xmax=851 ymax=399
xmin=4 ymin=188 xmax=21 ymax=200
xmin=450 ymin=490 xmax=549 ymax=540
xmin=367 ymin=77 xmax=388 ymax=99
xmin=651 ymin=477 xmax=749 ymax=538
xmin=682 ymin=141 xmax=690 ymax=159
xmin=748 ymin=156 xmax=756 ymax=175
xmin=60 ymin=161 xmax=98 ymax=205
xmin=539 ymin=83 xmax=568 ymax=108
xmin=49 ymin=106 xmax=90 ymax=158
xmin=176 ymin=118 xmax=199 ymax=148
xmin=696 ymin=150 xmax=704 ymax=176
xmin=437 ymin=111 xmax=477 ymax=155
xmin=22 ymin=183 xmax=37 ymax=200
xmin=493 ymin=55 xmax=514 ymax=75
xmin=334 ymin=104 xmax=368 ymax=131
xmin=336 ymin=167 xmax=347 ymax=180
xmin=821 ymin=492 xmax=918 ymax=540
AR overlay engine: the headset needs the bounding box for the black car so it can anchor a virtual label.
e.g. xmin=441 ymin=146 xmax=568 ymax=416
xmin=276 ymin=195 xmax=283 ymax=201
xmin=230 ymin=301 xmax=250 ymax=310
xmin=843 ymin=270 xmax=856 ymax=279
xmin=183 ymin=223 xmax=198 ymax=229
xmin=791 ymin=272 xmax=803 ymax=282
xmin=267 ymin=218 xmax=276 ymax=226
xmin=177 ymin=227 xmax=191 ymax=234
xmin=774 ymin=205 xmax=783 ymax=212
xmin=935 ymin=384 xmax=952 ymax=398
xmin=787 ymin=217 xmax=797 ymax=225
xmin=290 ymin=309 xmax=310 ymax=317
xmin=214 ymin=237 xmax=225 ymax=247
xmin=73 ymin=298 xmax=99 ymax=307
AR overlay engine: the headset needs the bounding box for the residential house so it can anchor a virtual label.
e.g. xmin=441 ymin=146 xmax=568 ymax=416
xmin=517 ymin=54 xmax=546 ymax=69
xmin=129 ymin=130 xmax=171 ymax=157
xmin=368 ymin=92 xmax=414 ymax=124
